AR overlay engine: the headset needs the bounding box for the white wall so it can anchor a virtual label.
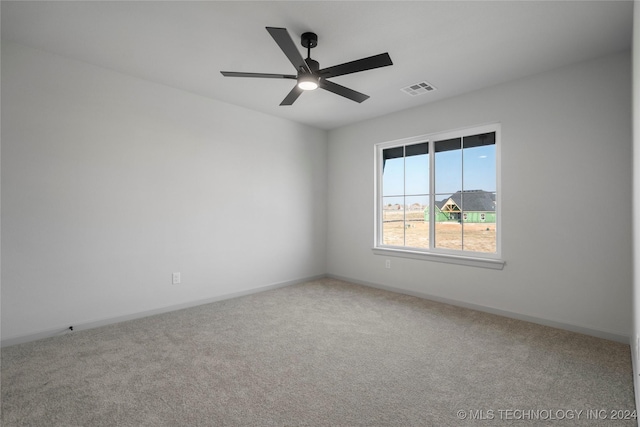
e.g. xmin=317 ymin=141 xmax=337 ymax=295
xmin=1 ymin=41 xmax=327 ymax=343
xmin=327 ymin=51 xmax=632 ymax=341
xmin=2 ymin=39 xmax=632 ymax=347
xmin=632 ymin=0 xmax=640 ymax=413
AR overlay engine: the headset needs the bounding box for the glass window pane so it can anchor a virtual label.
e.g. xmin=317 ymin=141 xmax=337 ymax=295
xmin=463 ymin=141 xmax=496 ymax=192
xmin=435 ymin=222 xmax=462 ymax=251
xmin=404 ymin=195 xmax=429 ymax=249
xmin=462 ymin=132 xmax=495 ymax=149
xmin=382 ymin=153 xmax=404 ymax=197
xmin=405 ymin=142 xmax=429 ymax=157
xmin=435 ymin=138 xmax=462 ymax=194
xmin=463 ymin=207 xmax=497 ymax=253
xmin=434 ymin=192 xmax=462 ymax=250
xmin=405 ymin=146 xmax=429 ymax=195
xmin=382 ymin=196 xmax=405 ymax=246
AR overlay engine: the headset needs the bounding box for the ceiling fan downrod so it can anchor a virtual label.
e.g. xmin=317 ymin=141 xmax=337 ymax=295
xmin=301 ymin=32 xmax=319 ymax=72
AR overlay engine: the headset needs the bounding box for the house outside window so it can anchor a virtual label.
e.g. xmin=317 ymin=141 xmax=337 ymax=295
xmin=374 ymin=124 xmax=502 ymax=268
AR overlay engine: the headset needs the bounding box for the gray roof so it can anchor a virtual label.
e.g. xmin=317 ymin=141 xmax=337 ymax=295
xmin=436 ymin=190 xmax=495 ymax=212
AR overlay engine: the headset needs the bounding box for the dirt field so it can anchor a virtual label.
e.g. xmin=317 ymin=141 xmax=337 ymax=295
xmin=382 ymin=210 xmax=496 ymax=253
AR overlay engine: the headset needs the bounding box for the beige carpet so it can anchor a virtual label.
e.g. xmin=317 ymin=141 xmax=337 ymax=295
xmin=1 ymin=278 xmax=635 ymax=426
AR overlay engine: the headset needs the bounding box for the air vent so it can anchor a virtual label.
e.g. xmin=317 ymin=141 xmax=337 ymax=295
xmin=401 ymin=81 xmax=436 ymax=96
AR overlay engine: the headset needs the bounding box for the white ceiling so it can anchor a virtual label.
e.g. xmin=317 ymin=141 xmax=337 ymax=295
xmin=1 ymin=1 xmax=633 ymax=130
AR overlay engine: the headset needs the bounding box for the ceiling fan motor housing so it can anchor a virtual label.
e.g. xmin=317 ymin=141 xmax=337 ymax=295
xmin=301 ymin=32 xmax=318 ymax=49
xmin=305 ymin=58 xmax=320 ymax=73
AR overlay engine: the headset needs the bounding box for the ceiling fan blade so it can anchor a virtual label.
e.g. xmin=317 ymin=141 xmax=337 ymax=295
xmin=319 ymin=79 xmax=370 ymax=103
xmin=319 ymin=53 xmax=393 ymax=79
xmin=221 ymin=71 xmax=296 ymax=79
xmin=280 ymin=85 xmax=304 ymax=106
xmin=266 ymin=27 xmax=311 ymax=74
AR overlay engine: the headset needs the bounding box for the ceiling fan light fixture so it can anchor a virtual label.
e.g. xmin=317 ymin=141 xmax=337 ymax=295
xmin=298 ymin=74 xmax=319 ymax=91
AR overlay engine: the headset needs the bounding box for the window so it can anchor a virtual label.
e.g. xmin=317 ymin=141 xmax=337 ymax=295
xmin=374 ymin=124 xmax=502 ymax=268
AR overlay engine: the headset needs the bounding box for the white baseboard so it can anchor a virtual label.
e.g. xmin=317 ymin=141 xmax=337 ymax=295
xmin=4 ymin=273 xmax=629 ymax=348
xmin=1 ymin=274 xmax=326 ymax=348
xmin=328 ymin=274 xmax=631 ymax=345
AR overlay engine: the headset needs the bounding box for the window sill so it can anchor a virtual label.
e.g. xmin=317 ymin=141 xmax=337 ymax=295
xmin=372 ymin=247 xmax=505 ymax=270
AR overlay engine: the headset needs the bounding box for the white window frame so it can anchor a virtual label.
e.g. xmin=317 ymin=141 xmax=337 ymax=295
xmin=373 ymin=123 xmax=504 ymax=270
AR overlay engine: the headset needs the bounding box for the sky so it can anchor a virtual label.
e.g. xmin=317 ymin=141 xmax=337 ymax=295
xmin=383 ymin=144 xmax=496 ymax=206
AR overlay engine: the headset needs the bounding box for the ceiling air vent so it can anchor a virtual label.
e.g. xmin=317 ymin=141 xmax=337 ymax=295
xmin=401 ymin=81 xmax=436 ymax=96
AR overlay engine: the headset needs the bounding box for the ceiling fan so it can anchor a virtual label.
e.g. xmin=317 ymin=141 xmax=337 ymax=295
xmin=221 ymin=27 xmax=393 ymax=106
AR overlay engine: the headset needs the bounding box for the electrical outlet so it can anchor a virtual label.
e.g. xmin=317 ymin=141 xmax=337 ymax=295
xmin=385 ymin=259 xmax=391 ymax=269
xmin=172 ymin=272 xmax=181 ymax=285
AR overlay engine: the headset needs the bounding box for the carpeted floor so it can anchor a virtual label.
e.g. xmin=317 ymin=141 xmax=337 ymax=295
xmin=1 ymin=278 xmax=636 ymax=426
